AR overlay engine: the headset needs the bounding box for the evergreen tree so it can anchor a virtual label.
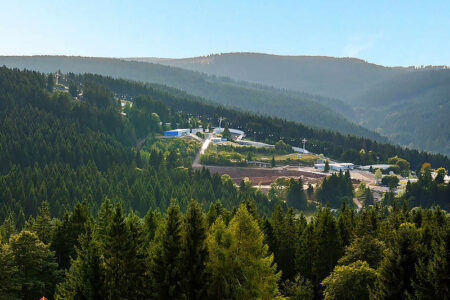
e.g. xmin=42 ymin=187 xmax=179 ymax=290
xmin=0 ymin=215 xmax=16 ymax=244
xmin=271 ymin=207 xmax=298 ymax=281
xmin=0 ymin=243 xmax=20 ymax=299
xmin=68 ymin=82 xmax=78 ymax=97
xmin=337 ymin=202 xmax=354 ymax=247
xmin=143 ymin=208 xmax=162 ymax=247
xmin=324 ymin=160 xmax=330 ymax=173
xmin=206 ymin=201 xmax=224 ymax=227
xmin=102 ymin=203 xmax=146 ymax=299
xmin=363 ymin=188 xmax=374 ymax=206
xmin=52 ymin=201 xmax=91 ymax=269
xmin=135 ymin=149 xmax=143 ymax=168
xmin=150 ymin=200 xmax=184 ymax=299
xmin=412 ymin=227 xmax=449 ymax=299
xmin=9 ymin=230 xmax=61 ymax=299
xmin=296 ymin=223 xmax=317 ymax=283
xmin=182 ymin=200 xmax=208 ymax=300
xmin=307 ymin=183 xmax=314 ymax=199
xmin=166 ymin=149 xmax=179 ymax=169
xmin=47 ymin=73 xmax=54 ymax=92
xmin=375 ymin=223 xmax=419 ymax=299
xmin=55 ymin=221 xmax=104 ymax=299
xmin=32 ymin=201 xmax=54 ymax=244
xmin=222 ymin=124 xmax=231 ymax=140
xmin=313 ymin=208 xmax=343 ymax=294
xmin=97 ymin=197 xmax=113 ymax=245
xmin=286 ymin=178 xmax=307 ymax=210
xmin=125 ymin=211 xmax=149 ymax=298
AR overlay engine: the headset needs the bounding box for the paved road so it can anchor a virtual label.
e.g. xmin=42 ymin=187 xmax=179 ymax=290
xmin=192 ymin=136 xmax=211 ymax=168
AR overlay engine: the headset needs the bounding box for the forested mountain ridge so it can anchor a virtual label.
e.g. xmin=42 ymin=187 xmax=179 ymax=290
xmin=1 ymin=65 xmax=448 ymax=224
xmin=130 ymin=53 xmax=450 ymax=155
xmin=127 ymin=52 xmax=410 ymax=100
xmin=0 ymin=66 xmax=449 ymax=300
xmin=0 ymin=55 xmax=384 ymax=140
xmin=73 ymin=72 xmax=450 ymax=170
xmin=352 ymin=69 xmax=450 ymax=155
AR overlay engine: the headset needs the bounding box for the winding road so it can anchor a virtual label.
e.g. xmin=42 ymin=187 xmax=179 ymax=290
xmin=192 ymin=135 xmax=211 ymax=168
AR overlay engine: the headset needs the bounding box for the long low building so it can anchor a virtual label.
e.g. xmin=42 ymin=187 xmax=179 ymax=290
xmin=359 ymin=164 xmax=393 ymax=171
xmin=164 ymin=128 xmax=207 ymax=137
xmin=314 ymin=162 xmax=354 ymax=171
xmin=213 ymin=127 xmax=245 ymax=137
xmin=237 ymin=140 xmax=274 ymax=148
xmin=164 ymin=129 xmax=190 ymax=137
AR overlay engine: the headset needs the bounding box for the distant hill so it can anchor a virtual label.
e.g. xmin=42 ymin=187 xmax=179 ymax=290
xmin=351 ymin=69 xmax=450 ymax=155
xmin=0 ymin=55 xmax=383 ymax=141
xmin=127 ymin=53 xmax=410 ymax=100
xmin=128 ymin=53 xmax=450 ymax=155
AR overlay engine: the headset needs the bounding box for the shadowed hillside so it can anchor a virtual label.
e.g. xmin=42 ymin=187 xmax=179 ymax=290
xmin=0 ymin=55 xmax=383 ymax=141
xmin=129 ymin=53 xmax=449 ymax=155
xmin=128 ymin=52 xmax=410 ymax=100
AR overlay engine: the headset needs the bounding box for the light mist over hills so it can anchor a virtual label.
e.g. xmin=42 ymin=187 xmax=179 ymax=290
xmin=127 ymin=53 xmax=412 ymax=100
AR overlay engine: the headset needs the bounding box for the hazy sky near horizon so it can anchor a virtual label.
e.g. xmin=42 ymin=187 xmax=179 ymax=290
xmin=1 ymin=1 xmax=449 ymax=66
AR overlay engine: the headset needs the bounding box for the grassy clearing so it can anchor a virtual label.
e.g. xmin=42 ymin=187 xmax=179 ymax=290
xmin=255 ymin=152 xmax=320 ymax=165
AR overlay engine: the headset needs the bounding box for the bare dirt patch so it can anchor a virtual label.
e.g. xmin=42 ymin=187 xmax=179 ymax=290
xmin=195 ymin=165 xmax=325 ymax=185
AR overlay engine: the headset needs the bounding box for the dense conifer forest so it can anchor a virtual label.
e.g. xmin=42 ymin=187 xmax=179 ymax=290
xmin=133 ymin=53 xmax=450 ymax=155
xmin=0 ymin=55 xmax=386 ymax=140
xmin=0 ymin=66 xmax=449 ymax=299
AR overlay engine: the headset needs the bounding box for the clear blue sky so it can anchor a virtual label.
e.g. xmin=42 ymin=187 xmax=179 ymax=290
xmin=1 ymin=0 xmax=449 ymax=66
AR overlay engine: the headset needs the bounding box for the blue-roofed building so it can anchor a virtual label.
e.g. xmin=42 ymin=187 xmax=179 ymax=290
xmin=164 ymin=129 xmax=190 ymax=137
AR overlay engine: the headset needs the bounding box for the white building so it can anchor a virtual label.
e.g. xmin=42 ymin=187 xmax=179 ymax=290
xmin=359 ymin=164 xmax=392 ymax=171
xmin=314 ymin=162 xmax=354 ymax=171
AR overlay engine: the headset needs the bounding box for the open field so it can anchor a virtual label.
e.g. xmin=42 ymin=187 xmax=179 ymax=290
xmin=255 ymin=152 xmax=320 ymax=165
xmin=193 ymin=164 xmax=326 ymax=185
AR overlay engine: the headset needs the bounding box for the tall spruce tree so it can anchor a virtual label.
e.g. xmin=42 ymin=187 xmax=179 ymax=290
xmin=52 ymin=201 xmax=91 ymax=269
xmin=55 ymin=220 xmax=104 ymax=299
xmin=182 ymin=200 xmax=208 ymax=299
xmin=124 ymin=211 xmax=149 ymax=298
xmin=33 ymin=201 xmax=54 ymax=244
xmin=150 ymin=199 xmax=184 ymax=299
xmin=102 ymin=203 xmax=145 ymax=299
xmin=143 ymin=208 xmax=162 ymax=247
xmin=97 ymin=197 xmax=113 ymax=245
xmin=0 ymin=243 xmax=20 ymax=299
xmin=0 ymin=215 xmax=16 ymax=244
xmin=337 ymin=201 xmax=355 ymax=247
xmin=296 ymin=223 xmax=317 ymax=283
xmin=313 ymin=208 xmax=343 ymax=294
xmin=9 ymin=230 xmax=61 ymax=299
xmin=412 ymin=226 xmax=449 ymax=299
xmin=375 ymin=223 xmax=419 ymax=299
xmin=286 ymin=178 xmax=307 ymax=210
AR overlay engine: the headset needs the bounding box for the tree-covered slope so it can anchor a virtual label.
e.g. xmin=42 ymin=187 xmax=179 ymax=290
xmin=0 ymin=55 xmax=383 ymax=140
xmin=128 ymin=52 xmax=409 ymax=100
xmin=75 ymin=72 xmax=450 ymax=171
xmin=132 ymin=53 xmax=449 ymax=155
xmin=351 ymin=69 xmax=450 ymax=155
